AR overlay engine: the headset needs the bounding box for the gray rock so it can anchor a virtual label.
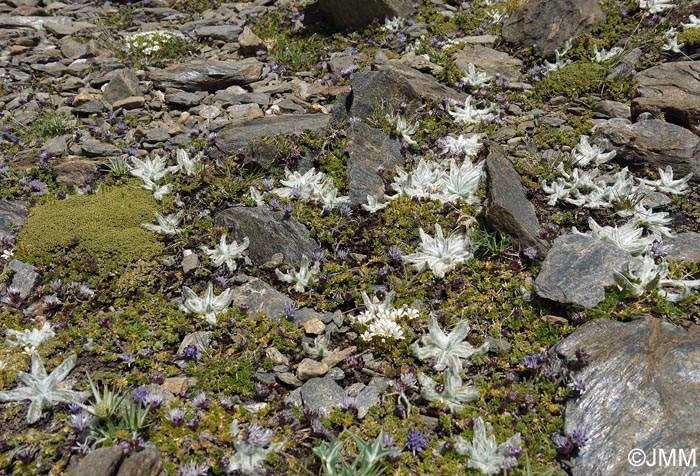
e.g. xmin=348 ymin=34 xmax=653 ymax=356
xmin=318 ymin=0 xmax=414 ymax=30
xmin=483 ymin=141 xmax=544 ymax=250
xmin=665 ymin=232 xmax=700 ymax=264
xmin=354 ymin=385 xmax=380 ymax=419
xmin=631 ymin=61 xmax=700 ymax=133
xmin=534 ymin=234 xmax=632 ymax=308
xmin=215 ymin=206 xmax=318 ymax=266
xmin=79 ymin=140 xmax=121 ymax=157
xmin=68 ymin=445 xmax=124 ymax=476
xmin=44 ymin=19 xmax=75 ymax=36
xmin=116 ymin=444 xmax=166 ymax=476
xmin=238 ymin=26 xmax=266 ymax=56
xmin=215 ymin=114 xmax=330 ymax=153
xmin=553 ymin=317 xmax=700 ymax=476
xmin=5 ymin=259 xmax=39 ymax=299
xmin=144 ymin=128 xmax=170 ymax=143
xmin=0 ymin=15 xmax=72 ymax=31
xmin=150 ymin=59 xmax=263 ymax=92
xmin=164 ymin=91 xmax=204 ymax=108
xmin=193 ymin=24 xmax=241 ymax=42
xmin=41 ymin=135 xmax=69 ymax=156
xmin=177 ymin=331 xmax=211 ymax=358
xmin=300 ymin=377 xmax=346 ymax=414
xmin=229 ymin=277 xmax=289 ymax=321
xmin=103 ymin=69 xmax=142 ymax=105
xmin=592 ymin=100 xmax=631 ymax=120
xmin=339 ymin=62 xmax=464 ymax=122
xmin=346 ymin=122 xmax=403 ymax=205
xmin=453 ymin=44 xmax=523 ymax=81
xmin=243 ymin=140 xmax=280 ymax=171
xmin=606 ymin=47 xmax=641 ymax=81
xmin=0 ymin=200 xmax=27 ymax=240
xmin=113 ymin=96 xmax=145 ymax=110
xmin=297 ymin=358 xmax=329 ymax=380
xmin=213 ymin=91 xmax=270 ymax=107
xmin=52 ymin=160 xmax=98 ymax=188
xmin=501 ymin=0 xmax=605 ymax=57
xmin=181 ymin=249 xmax=199 ymax=274
xmin=593 ymin=119 xmax=700 ymax=185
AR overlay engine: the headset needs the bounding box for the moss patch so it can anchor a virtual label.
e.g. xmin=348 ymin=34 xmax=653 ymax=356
xmin=15 ymin=183 xmax=163 ymax=270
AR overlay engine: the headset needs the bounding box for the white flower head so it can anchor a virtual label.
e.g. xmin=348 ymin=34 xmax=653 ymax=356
xmin=455 ymin=416 xmax=522 ymax=475
xmin=201 ymin=234 xmax=249 ymax=272
xmin=362 ymin=194 xmax=389 ymax=213
xmin=417 ymin=370 xmax=480 ymax=413
xmin=662 ymin=28 xmax=684 ymax=53
xmin=404 ymin=224 xmax=474 ymax=278
xmin=275 ymin=255 xmax=320 ymax=293
xmin=682 ymin=14 xmax=700 ymax=28
xmin=175 ymin=149 xmax=203 ymax=176
xmin=439 ymin=134 xmax=484 ymax=157
xmin=579 ymin=217 xmax=655 ymax=255
xmin=142 ymin=210 xmax=184 ymax=235
xmin=460 ymin=63 xmax=492 ymax=88
xmin=394 ymin=115 xmax=419 ymax=145
xmin=129 ymin=155 xmax=178 ymax=183
xmin=140 ymin=177 xmax=172 ymax=201
xmin=447 ymin=96 xmax=497 ymax=125
xmin=6 ymin=322 xmax=55 ymax=355
xmin=640 ymin=165 xmax=692 ymax=195
xmin=639 ymin=0 xmax=675 ymax=14
xmin=180 ymin=283 xmax=234 ymax=325
xmin=544 ymin=40 xmax=572 ymax=71
xmin=591 ymin=45 xmax=624 ymax=63
xmin=382 ymin=16 xmax=405 ymax=32
xmin=573 ymin=136 xmax=616 ymax=166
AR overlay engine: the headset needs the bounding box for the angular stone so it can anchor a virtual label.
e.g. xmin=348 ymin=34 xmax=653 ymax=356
xmin=300 ymin=377 xmax=345 ymax=414
xmin=534 ymin=234 xmax=632 ymax=308
xmin=501 ymin=0 xmax=605 ymax=57
xmin=103 ymin=69 xmax=142 ymax=105
xmin=665 ymin=232 xmax=700 ymax=264
xmin=592 ymin=100 xmax=630 ymax=120
xmin=322 ymin=346 xmax=357 ymax=369
xmin=193 ymin=24 xmax=241 ymax=42
xmin=238 ymin=26 xmax=266 ymax=56
xmin=216 ymin=115 xmax=330 ymax=153
xmin=484 ymin=141 xmax=544 ymax=250
xmin=151 ymin=59 xmax=263 ymax=92
xmin=355 ymin=385 xmax=380 ymax=419
xmin=318 ymin=0 xmax=414 ymax=30
xmin=42 ymin=135 xmax=69 ymax=156
xmin=112 ymin=96 xmax=145 ymax=110
xmin=0 ymin=15 xmax=72 ymax=31
xmin=277 ymin=372 xmax=302 ymax=387
xmin=606 ymin=47 xmax=641 ymax=81
xmin=215 ymin=206 xmax=318 ymax=266
xmin=453 ymin=44 xmax=523 ymax=81
xmin=164 ymin=91 xmax=204 ymax=108
xmin=346 ymin=122 xmax=403 ymax=205
xmin=116 ymin=445 xmax=166 ymax=476
xmin=52 ymin=160 xmax=97 ymax=188
xmin=297 ymin=358 xmax=329 ymax=380
xmin=43 ymin=19 xmax=75 ymax=36
xmin=5 ymin=259 xmax=39 ymax=299
xmin=176 ymin=331 xmax=211 ymax=358
xmin=553 ymin=317 xmax=700 ymax=476
xmin=160 ymin=377 xmax=196 ymax=395
xmin=68 ymin=445 xmax=124 ymax=476
xmin=593 ymin=119 xmax=700 ymax=185
xmin=228 ymin=277 xmax=290 ymax=321
xmin=181 ymin=249 xmax=199 ymax=273
xmin=631 ymin=61 xmax=700 ymax=134
xmin=303 ymin=317 xmax=326 ymax=335
xmin=79 ymin=140 xmax=121 ymax=157
xmin=0 ymin=200 xmax=27 ymax=239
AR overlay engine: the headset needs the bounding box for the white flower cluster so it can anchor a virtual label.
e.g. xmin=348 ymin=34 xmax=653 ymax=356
xmin=390 ymin=157 xmax=485 ymax=207
xmin=639 ymin=0 xmax=675 ymax=14
xmin=404 ymin=224 xmax=474 ymax=278
xmin=272 ymin=167 xmax=349 ymax=209
xmin=460 ymin=63 xmax=492 ymax=88
xmin=544 ymin=40 xmax=572 ymax=72
xmin=123 ymin=30 xmax=185 ymax=56
xmin=614 ymin=254 xmax=700 ymax=302
xmin=591 ymin=45 xmax=623 ymax=63
xmin=349 ymin=291 xmax=420 ymax=343
xmin=6 ymin=322 xmax=54 ymax=355
xmin=662 ymin=28 xmax=684 ymax=54
xmin=447 ymin=96 xmax=497 ymax=125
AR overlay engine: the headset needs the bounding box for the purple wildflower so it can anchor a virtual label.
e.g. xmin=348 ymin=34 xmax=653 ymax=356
xmin=405 ymin=429 xmax=429 ymax=456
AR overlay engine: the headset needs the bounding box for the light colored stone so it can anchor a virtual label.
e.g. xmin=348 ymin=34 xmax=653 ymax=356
xmin=297 ymin=358 xmax=329 ymax=380
xmin=303 ymin=317 xmax=326 ymax=335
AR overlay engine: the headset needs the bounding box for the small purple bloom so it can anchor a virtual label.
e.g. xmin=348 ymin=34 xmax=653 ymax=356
xmin=405 ymin=429 xmax=429 ymax=456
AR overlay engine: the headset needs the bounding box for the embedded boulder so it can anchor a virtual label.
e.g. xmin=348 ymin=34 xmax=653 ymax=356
xmin=553 ymin=317 xmax=700 ymax=476
xmin=534 ymin=234 xmax=632 ymax=308
xmin=501 ymin=0 xmax=605 ymax=57
xmin=150 ymin=59 xmax=263 ymax=92
xmin=318 ymin=0 xmax=414 ymax=30
xmin=631 ymin=61 xmax=700 ymax=134
xmin=215 ymin=115 xmax=330 ymax=153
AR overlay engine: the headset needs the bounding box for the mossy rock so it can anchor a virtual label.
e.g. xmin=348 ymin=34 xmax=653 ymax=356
xmin=15 ymin=184 xmax=164 ymax=270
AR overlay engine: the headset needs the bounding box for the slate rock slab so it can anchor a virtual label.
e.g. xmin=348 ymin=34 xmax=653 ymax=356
xmin=553 ymin=316 xmax=700 ymax=476
xmin=300 ymin=377 xmax=346 ymax=414
xmin=150 ymin=58 xmax=263 ymax=92
xmin=534 ymin=234 xmax=632 ymax=308
xmin=501 ymin=0 xmax=605 ymax=56
xmin=103 ymin=69 xmax=142 ymax=105
xmin=215 ymin=206 xmax=318 ymax=266
xmin=346 ymin=122 xmax=403 ymax=205
xmin=229 ymin=277 xmax=289 ymax=321
xmin=0 ymin=199 xmax=28 ymax=239
xmin=631 ymin=61 xmax=700 ymax=134
xmin=453 ymin=44 xmax=523 ymax=81
xmin=319 ymin=0 xmax=414 ymax=30
xmin=665 ymin=232 xmax=700 ymax=264
xmin=215 ymin=115 xmax=330 ymax=153
xmin=5 ymin=259 xmax=39 ymax=299
xmin=483 ymin=141 xmax=544 ymax=251
xmin=593 ymin=119 xmax=700 ymax=185
xmin=68 ymin=445 xmax=124 ymax=476
xmin=116 ymin=445 xmax=166 ymax=476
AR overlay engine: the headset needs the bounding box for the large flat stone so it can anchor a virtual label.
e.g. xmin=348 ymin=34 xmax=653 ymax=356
xmin=215 ymin=115 xmax=330 ymax=153
xmin=150 ymin=58 xmax=263 ymax=92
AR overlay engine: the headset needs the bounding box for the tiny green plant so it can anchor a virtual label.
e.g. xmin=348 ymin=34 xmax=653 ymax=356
xmin=470 ymin=227 xmax=511 ymax=258
xmin=313 ymin=430 xmax=396 ymax=476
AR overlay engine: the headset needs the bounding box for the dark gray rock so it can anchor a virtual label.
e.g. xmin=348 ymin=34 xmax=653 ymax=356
xmin=631 ymin=61 xmax=700 ymax=134
xmin=339 ymin=62 xmax=464 ymax=122
xmin=501 ymin=0 xmax=605 ymax=57
xmin=346 ymin=122 xmax=403 ymax=206
xmin=193 ymin=24 xmax=241 ymax=42
xmin=534 ymin=234 xmax=632 ymax=308
xmin=79 ymin=140 xmax=121 ymax=157
xmin=354 ymin=385 xmax=380 ymax=419
xmin=215 ymin=206 xmax=318 ymax=265
xmin=238 ymin=26 xmax=266 ymax=56
xmin=41 ymin=135 xmax=70 ymax=156
xmin=144 ymin=128 xmax=170 ymax=143
xmin=213 ymin=91 xmax=270 ymax=107
xmin=150 ymin=59 xmax=263 ymax=92
xmin=453 ymin=44 xmax=523 ymax=81
xmin=665 ymin=232 xmax=700 ymax=264
xmin=593 ymin=100 xmax=631 ymax=120
xmin=215 ymin=115 xmax=330 ymax=153
xmin=5 ymin=259 xmax=39 ymax=299
xmin=300 ymin=377 xmax=346 ymax=414
xmin=553 ymin=317 xmax=700 ymax=476
xmin=164 ymin=91 xmax=204 ymax=108
xmin=0 ymin=200 xmax=27 ymax=240
xmin=68 ymin=445 xmax=124 ymax=476
xmin=116 ymin=445 xmax=166 ymax=476
xmin=593 ymin=119 xmax=700 ymax=185
xmin=52 ymin=160 xmax=98 ymax=188
xmin=229 ymin=277 xmax=289 ymax=321
xmin=319 ymin=0 xmax=414 ymax=30
xmin=607 ymin=47 xmax=641 ymax=81
xmin=484 ymin=142 xmax=544 ymax=251
xmin=103 ymin=69 xmax=142 ymax=105
xmin=0 ymin=16 xmax=72 ymax=30
xmin=243 ymin=140 xmax=280 ymax=171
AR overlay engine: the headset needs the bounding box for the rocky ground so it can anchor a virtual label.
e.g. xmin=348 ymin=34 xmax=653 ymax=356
xmin=0 ymin=0 xmax=699 ymax=475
